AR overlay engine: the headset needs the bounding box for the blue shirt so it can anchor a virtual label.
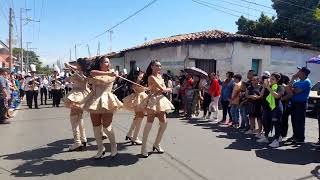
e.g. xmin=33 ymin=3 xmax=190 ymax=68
xmin=292 ymin=78 xmax=312 ymax=103
xmin=221 ymin=79 xmax=234 ymax=101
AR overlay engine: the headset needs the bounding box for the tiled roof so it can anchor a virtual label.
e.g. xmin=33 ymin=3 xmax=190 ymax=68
xmin=120 ymin=30 xmax=320 ymax=53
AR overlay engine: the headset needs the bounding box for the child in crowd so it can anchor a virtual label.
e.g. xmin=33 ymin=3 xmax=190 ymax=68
xmin=239 ymin=83 xmax=249 ymax=130
xmin=230 ymin=74 xmax=242 ymax=127
xmin=172 ymin=80 xmax=181 ymax=114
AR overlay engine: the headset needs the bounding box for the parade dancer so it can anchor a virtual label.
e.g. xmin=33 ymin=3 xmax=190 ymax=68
xmin=64 ymin=59 xmax=90 ymax=151
xmin=123 ymin=67 xmax=148 ymax=145
xmin=140 ymin=60 xmax=174 ymax=158
xmin=83 ymin=56 xmax=122 ymax=159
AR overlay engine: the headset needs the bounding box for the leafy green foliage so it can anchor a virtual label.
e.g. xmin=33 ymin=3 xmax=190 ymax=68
xmin=236 ymin=0 xmax=320 ymax=46
xmin=13 ymin=48 xmax=53 ymax=75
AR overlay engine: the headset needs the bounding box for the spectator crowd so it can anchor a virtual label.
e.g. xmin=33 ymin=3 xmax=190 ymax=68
xmin=153 ymin=67 xmax=319 ymax=150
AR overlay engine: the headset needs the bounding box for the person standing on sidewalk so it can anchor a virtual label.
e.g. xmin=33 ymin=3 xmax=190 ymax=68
xmin=288 ymin=67 xmax=312 ymax=145
xmin=312 ymin=83 xmax=320 ymax=149
xmin=230 ymin=74 xmax=242 ymax=127
xmin=208 ymin=73 xmax=221 ymax=121
xmin=219 ymin=72 xmax=234 ymax=124
xmin=0 ymin=68 xmax=10 ymax=124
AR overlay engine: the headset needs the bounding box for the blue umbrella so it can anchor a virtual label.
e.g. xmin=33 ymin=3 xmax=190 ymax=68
xmin=307 ymin=55 xmax=320 ymax=64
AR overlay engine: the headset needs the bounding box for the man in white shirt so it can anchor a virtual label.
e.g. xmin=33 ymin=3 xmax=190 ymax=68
xmin=26 ymin=70 xmax=40 ymax=109
xmin=51 ymin=70 xmax=62 ymax=107
xmin=40 ymin=76 xmax=49 ymax=105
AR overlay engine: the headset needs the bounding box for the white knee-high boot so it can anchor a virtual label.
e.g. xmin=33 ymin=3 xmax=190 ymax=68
xmin=93 ymin=125 xmax=105 ymax=159
xmin=153 ymin=122 xmax=168 ymax=153
xmin=103 ymin=125 xmax=117 ymax=158
xmin=78 ymin=114 xmax=87 ymax=145
xmin=141 ymin=122 xmax=153 ymax=157
xmin=69 ymin=114 xmax=82 ymax=151
xmin=132 ymin=117 xmax=143 ymax=145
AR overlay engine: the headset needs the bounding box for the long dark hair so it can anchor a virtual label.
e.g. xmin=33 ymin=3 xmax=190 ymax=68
xmin=128 ymin=64 xmax=141 ymax=83
xmin=77 ymin=57 xmax=92 ymax=77
xmin=141 ymin=60 xmax=160 ymax=86
xmin=91 ymin=56 xmax=105 ymax=71
xmin=194 ymin=75 xmax=200 ymax=89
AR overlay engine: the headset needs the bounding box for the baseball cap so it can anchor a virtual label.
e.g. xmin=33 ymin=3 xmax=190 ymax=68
xmin=262 ymin=71 xmax=271 ymax=77
xmin=297 ymin=67 xmax=311 ymax=76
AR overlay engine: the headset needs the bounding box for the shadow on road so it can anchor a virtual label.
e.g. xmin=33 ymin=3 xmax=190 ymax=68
xmin=0 ymin=138 xmax=139 ymax=177
xmin=180 ymin=118 xmax=320 ymax=166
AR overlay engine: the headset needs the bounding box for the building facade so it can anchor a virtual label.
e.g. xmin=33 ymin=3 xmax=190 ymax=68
xmin=109 ymin=30 xmax=320 ymax=82
xmin=0 ymin=40 xmax=19 ymax=72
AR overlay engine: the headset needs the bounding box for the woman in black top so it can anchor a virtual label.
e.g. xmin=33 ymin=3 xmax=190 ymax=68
xmin=256 ymin=73 xmax=284 ymax=148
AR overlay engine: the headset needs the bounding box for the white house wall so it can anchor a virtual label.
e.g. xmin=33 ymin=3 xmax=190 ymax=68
xmin=110 ymin=57 xmax=125 ymax=71
xmin=124 ymin=48 xmax=151 ymax=71
xmin=121 ymin=41 xmax=320 ymax=83
xmin=270 ymin=46 xmax=320 ymax=83
xmin=188 ymin=42 xmax=234 ymax=78
xmin=124 ymin=45 xmax=188 ymax=74
xmin=231 ymin=42 xmax=271 ymax=79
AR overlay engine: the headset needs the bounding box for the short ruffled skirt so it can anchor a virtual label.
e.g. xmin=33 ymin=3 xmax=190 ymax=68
xmin=140 ymin=93 xmax=174 ymax=113
xmin=122 ymin=92 xmax=148 ymax=112
xmin=64 ymin=89 xmax=89 ymax=109
xmin=83 ymin=91 xmax=123 ymax=114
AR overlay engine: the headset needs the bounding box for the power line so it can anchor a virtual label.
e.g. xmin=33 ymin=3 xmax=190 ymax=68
xmin=77 ymin=0 xmax=159 ymax=47
xmin=192 ymin=0 xmax=239 ymax=17
xmin=215 ymin=0 xmax=275 ymax=15
xmin=195 ymin=0 xmax=251 ymax=17
xmin=10 ymin=0 xmax=20 ymax=44
xmin=195 ymin=0 xmax=320 ymax=28
xmin=274 ymin=0 xmax=317 ymax=12
xmin=192 ymin=0 xmax=320 ymax=38
xmin=239 ymin=0 xmax=318 ymax=13
xmin=38 ymin=0 xmax=45 ymax=40
xmin=0 ymin=1 xmax=9 ymax=25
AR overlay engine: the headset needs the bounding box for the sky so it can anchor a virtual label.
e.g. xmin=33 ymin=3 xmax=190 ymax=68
xmin=0 ymin=0 xmax=274 ymax=66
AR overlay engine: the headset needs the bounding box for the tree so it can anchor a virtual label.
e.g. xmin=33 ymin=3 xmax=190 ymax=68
xmin=12 ymin=48 xmax=53 ymax=75
xmin=235 ymin=0 xmax=320 ymax=46
xmin=236 ymin=13 xmax=275 ymax=38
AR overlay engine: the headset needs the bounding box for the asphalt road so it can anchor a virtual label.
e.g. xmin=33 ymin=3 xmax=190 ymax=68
xmin=0 ymin=100 xmax=319 ymax=180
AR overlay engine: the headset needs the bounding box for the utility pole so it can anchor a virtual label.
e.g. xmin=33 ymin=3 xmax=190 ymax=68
xmin=25 ymin=42 xmax=32 ymax=72
xmin=19 ymin=8 xmax=39 ymax=72
xmin=108 ymin=30 xmax=113 ymax=53
xmin=20 ymin=8 xmax=24 ymax=72
xmin=97 ymin=42 xmax=100 ymax=56
xmin=74 ymin=44 xmax=77 ymax=60
xmin=87 ymin=44 xmax=91 ymax=57
xmin=8 ymin=8 xmax=13 ymax=70
xmin=69 ymin=49 xmax=72 ymax=61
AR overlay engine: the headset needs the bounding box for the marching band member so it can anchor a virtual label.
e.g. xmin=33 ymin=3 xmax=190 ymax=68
xmin=140 ymin=60 xmax=174 ymax=158
xmin=123 ymin=66 xmax=147 ymax=145
xmin=64 ymin=59 xmax=89 ymax=151
xmin=83 ymin=56 xmax=122 ymax=159
xmin=26 ymin=64 xmax=40 ymax=109
xmin=51 ymin=65 xmax=62 ymax=107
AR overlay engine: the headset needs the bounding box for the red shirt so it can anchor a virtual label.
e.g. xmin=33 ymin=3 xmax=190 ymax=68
xmin=209 ymin=79 xmax=221 ymax=97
